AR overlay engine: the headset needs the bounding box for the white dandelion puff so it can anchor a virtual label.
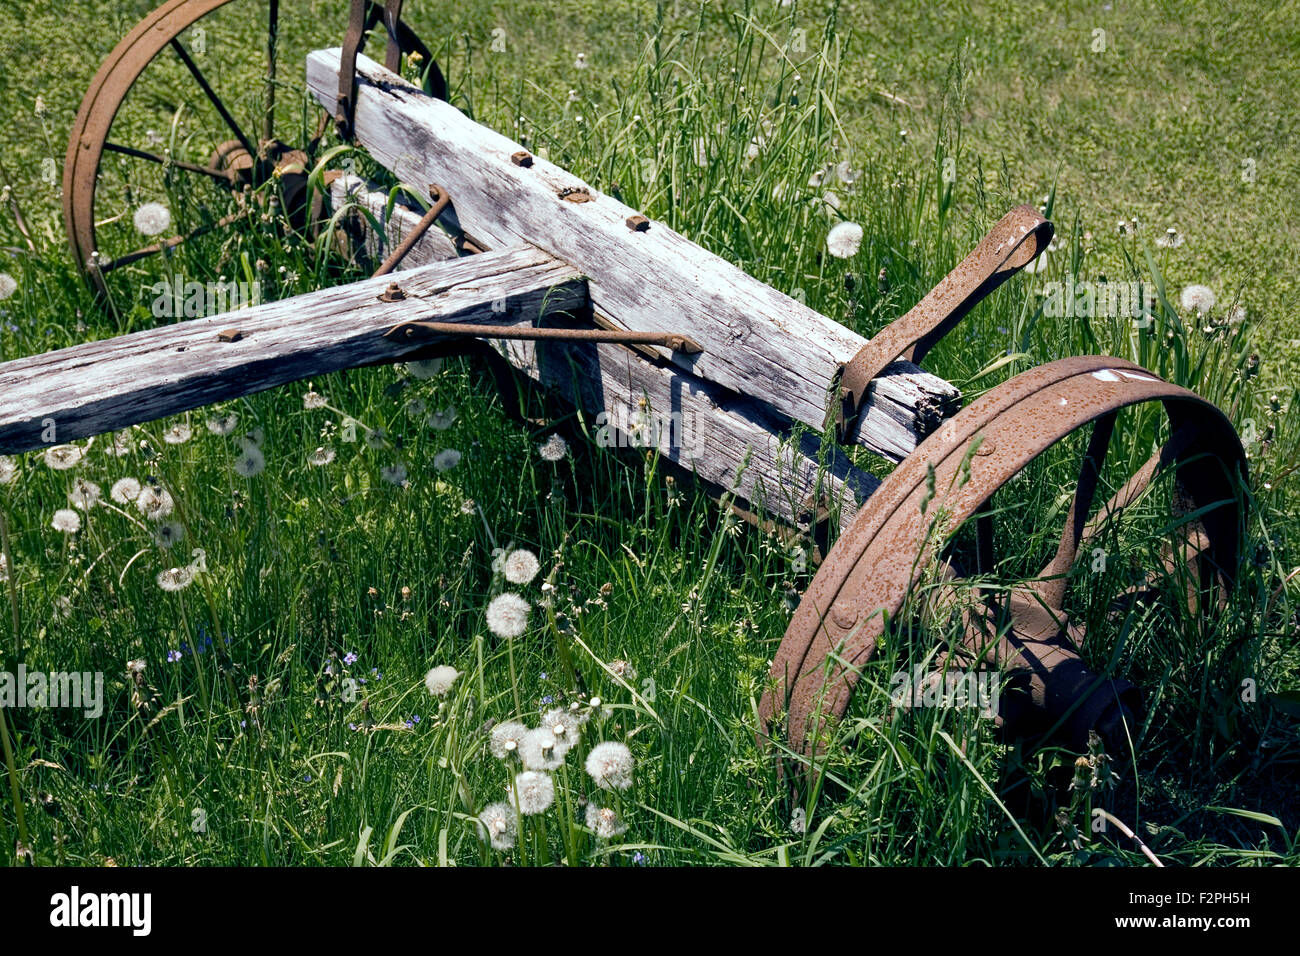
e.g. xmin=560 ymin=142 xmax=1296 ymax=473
xmin=233 ymin=446 xmax=266 ymax=477
xmin=153 ymin=521 xmax=186 ymax=550
xmin=1156 ymin=227 xmax=1185 ymax=249
xmin=538 ymin=434 xmax=568 ymax=462
xmin=239 ymin=427 xmax=265 ymax=448
xmin=105 ymin=431 xmax=134 ymax=457
xmin=380 ymin=462 xmax=408 ymax=486
xmin=51 ymin=509 xmax=81 ymax=534
xmin=162 ymin=423 xmax=192 ymax=445
xmin=826 ymin=221 xmax=863 ymax=259
xmin=585 ymin=740 xmax=634 ymax=790
xmin=405 ymin=397 xmax=427 ymax=417
xmin=44 ymin=445 xmax=84 ymax=471
xmin=406 ymin=358 xmax=443 ymax=380
xmin=135 ymin=486 xmax=175 ymax=521
xmin=424 ymin=665 xmax=460 ymax=697
xmin=510 ymin=770 xmax=555 ymax=815
xmin=1180 ymin=284 xmax=1217 ymax=314
xmin=0 ymin=455 xmax=19 ymax=486
xmin=519 ymin=728 xmax=567 ymax=771
xmin=307 ymin=446 xmax=336 ymax=467
xmin=477 ymin=802 xmax=517 ymax=851
xmin=206 ymin=412 xmax=239 ymax=436
xmin=489 ymin=720 xmax=529 ymax=759
xmin=110 ymin=477 xmax=141 ymax=505
xmin=302 ymin=391 xmax=326 ymax=410
xmin=0 ymin=273 xmax=17 ymax=301
xmin=1226 ymin=304 xmax=1247 ymax=325
xmin=585 ymin=804 xmax=628 ymax=839
xmin=542 ymin=706 xmax=586 ymax=743
xmin=67 ymin=478 xmax=102 ymax=511
xmin=428 ymin=407 xmax=457 ymax=430
xmin=133 ymin=202 xmax=172 ymax=237
xmin=364 ymin=428 xmax=387 ymax=450
xmin=433 ymin=449 xmax=461 ymax=471
xmin=156 ymin=565 xmax=194 ymax=592
xmin=502 ymin=549 xmax=540 ymax=585
xmin=486 ymin=592 xmax=530 ymax=639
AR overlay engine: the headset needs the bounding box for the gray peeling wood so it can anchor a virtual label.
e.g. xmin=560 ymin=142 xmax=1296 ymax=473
xmin=305 ymin=49 xmax=958 ymax=462
xmin=0 ymin=246 xmax=586 ymax=454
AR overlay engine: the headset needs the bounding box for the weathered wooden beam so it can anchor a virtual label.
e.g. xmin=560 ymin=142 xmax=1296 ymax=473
xmin=306 ymin=50 xmax=958 ymax=463
xmin=0 ymin=245 xmax=585 ymax=455
xmin=337 ymin=177 xmax=879 ymax=528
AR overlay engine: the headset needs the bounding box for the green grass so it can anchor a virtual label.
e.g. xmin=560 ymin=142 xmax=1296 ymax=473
xmin=0 ymin=0 xmax=1296 ymax=866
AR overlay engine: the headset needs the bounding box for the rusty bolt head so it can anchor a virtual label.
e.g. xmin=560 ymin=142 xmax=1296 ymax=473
xmin=626 ymin=214 xmax=650 ymax=232
xmin=379 ymin=283 xmax=407 ymax=302
xmin=216 ymin=328 xmax=244 ymax=343
xmin=511 ymin=150 xmax=534 ymax=167
xmin=558 ymin=186 xmax=593 ymax=203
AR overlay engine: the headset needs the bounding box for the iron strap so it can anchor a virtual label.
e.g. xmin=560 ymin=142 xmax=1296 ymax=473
xmin=831 ymin=204 xmax=1053 ymax=442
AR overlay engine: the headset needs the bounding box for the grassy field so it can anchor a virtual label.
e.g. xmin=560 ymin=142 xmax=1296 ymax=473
xmin=0 ymin=0 xmax=1296 ymax=866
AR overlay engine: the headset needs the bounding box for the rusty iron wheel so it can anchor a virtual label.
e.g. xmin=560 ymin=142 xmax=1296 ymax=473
xmin=760 ymin=355 xmax=1247 ymax=776
xmin=63 ymin=0 xmax=440 ymax=299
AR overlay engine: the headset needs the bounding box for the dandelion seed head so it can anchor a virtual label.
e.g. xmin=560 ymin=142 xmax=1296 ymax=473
xmin=510 ymin=770 xmax=555 ymax=815
xmin=477 ymin=801 xmax=517 ymax=850
xmin=380 ymin=462 xmax=408 ymax=486
xmin=428 ymin=407 xmax=457 ymax=430
xmin=206 ymin=412 xmax=239 ymax=436
xmin=156 ymin=566 xmax=194 ymax=592
xmin=110 ymin=477 xmax=141 ymax=504
xmin=135 ymin=486 xmax=175 ymax=521
xmin=1180 ymin=284 xmax=1216 ymax=314
xmin=490 ymin=720 xmax=529 ymax=759
xmin=486 ymin=592 xmax=530 ymax=639
xmin=0 ymin=273 xmax=17 ymax=301
xmin=0 ymin=455 xmax=17 ymax=486
xmin=233 ymin=446 xmax=266 ymax=478
xmin=105 ymin=431 xmax=134 ymax=457
xmin=67 ymin=478 xmax=102 ymax=511
xmin=585 ymin=803 xmax=628 ymax=839
xmin=424 ymin=664 xmax=460 ymax=697
xmin=826 ymin=221 xmax=863 ymax=259
xmin=44 ymin=445 xmax=84 ymax=471
xmin=519 ymin=727 xmax=567 ymax=770
xmin=308 ymin=446 xmax=336 ymax=467
xmin=406 ymin=358 xmax=443 ymax=380
xmin=133 ymin=202 xmax=172 ymax=237
xmin=585 ymin=740 xmax=634 ymax=790
xmin=153 ymin=521 xmax=186 ymax=550
xmin=162 ymin=423 xmax=192 ymax=445
xmin=52 ymin=509 xmax=81 ymax=534
xmin=502 ymin=548 xmax=540 ymax=585
xmin=538 ymin=434 xmax=568 ymax=462
xmin=542 ymin=706 xmax=586 ymax=741
xmin=433 ymin=448 xmax=461 ymax=471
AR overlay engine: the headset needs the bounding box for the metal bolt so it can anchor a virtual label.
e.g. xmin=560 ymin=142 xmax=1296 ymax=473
xmin=558 ymin=186 xmax=592 ymax=203
xmin=511 ymin=150 xmax=534 ymax=167
xmin=378 ymin=283 xmax=407 ymax=302
xmin=626 ymin=214 xmax=650 ymax=232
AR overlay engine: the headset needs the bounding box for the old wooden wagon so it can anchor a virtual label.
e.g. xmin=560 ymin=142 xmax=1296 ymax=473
xmin=0 ymin=0 xmax=1248 ymax=775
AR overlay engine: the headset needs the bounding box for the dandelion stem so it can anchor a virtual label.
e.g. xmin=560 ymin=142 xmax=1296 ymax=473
xmin=0 ymin=703 xmax=28 ymax=861
xmin=0 ymin=506 xmax=19 ymax=660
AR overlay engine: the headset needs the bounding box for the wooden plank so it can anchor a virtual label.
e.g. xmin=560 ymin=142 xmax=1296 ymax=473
xmin=342 ymin=179 xmax=879 ymax=528
xmin=306 ymin=50 xmax=959 ymax=462
xmin=0 ymin=245 xmax=585 ymax=455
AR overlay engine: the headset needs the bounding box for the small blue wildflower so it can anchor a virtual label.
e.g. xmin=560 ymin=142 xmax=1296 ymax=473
xmin=358 ymin=677 xmax=367 ymax=685
xmin=539 ymin=672 xmax=548 ymax=680
xmin=633 ymin=852 xmax=647 ymax=865
xmin=541 ymin=695 xmax=554 ymax=705
xmin=240 ymin=720 xmax=246 ymax=728
xmin=412 ymin=715 xmax=421 ymax=724
xmin=404 ymin=719 xmax=414 ymax=729
xmin=304 ymin=774 xmax=312 ymax=782
xmin=349 ymin=723 xmax=356 ymax=731
xmin=344 ymin=651 xmax=358 ymax=665
xmin=166 ymin=650 xmax=182 ymax=663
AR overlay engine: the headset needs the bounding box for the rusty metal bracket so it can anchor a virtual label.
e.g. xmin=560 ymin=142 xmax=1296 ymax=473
xmin=763 ymin=355 xmax=1247 ymax=773
xmin=372 ymin=185 xmax=452 ymax=276
xmin=337 ymin=0 xmax=447 ymax=140
xmin=831 ymin=205 xmax=1053 ymax=443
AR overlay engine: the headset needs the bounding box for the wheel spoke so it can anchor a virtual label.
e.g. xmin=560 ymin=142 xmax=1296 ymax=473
xmin=1036 ymin=411 xmax=1117 ymax=610
xmin=103 ymin=141 xmax=233 ymax=184
xmin=169 ymin=38 xmax=256 ymax=158
xmin=264 ymin=0 xmax=280 ymax=146
xmin=96 ymin=208 xmax=249 ymax=274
